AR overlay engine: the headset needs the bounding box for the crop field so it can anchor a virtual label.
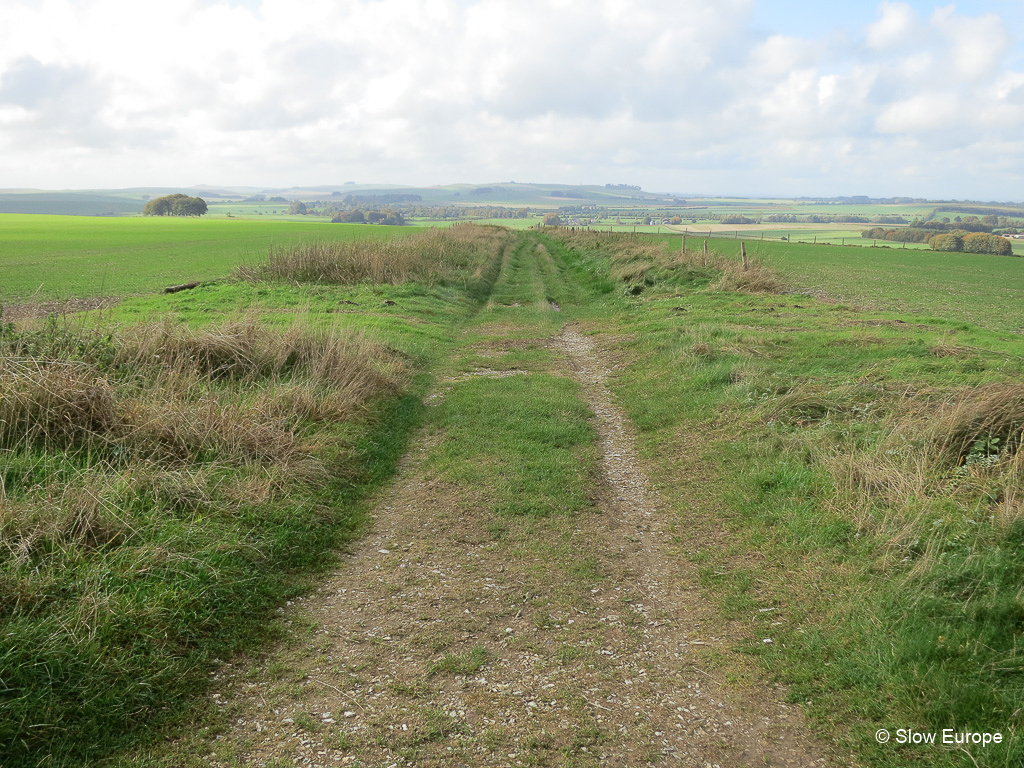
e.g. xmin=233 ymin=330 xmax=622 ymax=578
xmin=634 ymin=233 xmax=1024 ymax=335
xmin=0 ymin=215 xmax=414 ymax=301
xmin=2 ymin=219 xmax=1023 ymax=768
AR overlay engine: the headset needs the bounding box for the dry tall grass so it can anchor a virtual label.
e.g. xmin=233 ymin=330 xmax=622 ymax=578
xmin=779 ymin=382 xmax=1024 ymax=557
xmin=0 ymin=318 xmax=406 ymax=552
xmin=237 ymin=223 xmax=509 ymax=287
xmin=0 ymin=310 xmax=422 ymax=762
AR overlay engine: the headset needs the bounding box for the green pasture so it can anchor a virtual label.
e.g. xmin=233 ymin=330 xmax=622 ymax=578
xmin=644 ymin=233 xmax=1024 ymax=334
xmin=0 ymin=215 xmax=413 ymax=301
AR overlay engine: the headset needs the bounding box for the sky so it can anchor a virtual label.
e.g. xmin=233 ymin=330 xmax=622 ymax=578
xmin=1 ymin=0 xmax=1024 ymax=199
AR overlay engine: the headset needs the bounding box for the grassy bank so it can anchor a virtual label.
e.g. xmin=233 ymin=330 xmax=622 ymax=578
xmin=0 ymin=226 xmax=512 ymax=766
xmin=548 ymin=230 xmax=1024 ymax=767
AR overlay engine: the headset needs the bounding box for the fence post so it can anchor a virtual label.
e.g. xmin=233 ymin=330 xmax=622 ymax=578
xmin=703 ymin=239 xmax=709 ymax=267
xmin=741 ymin=242 xmax=748 ymax=271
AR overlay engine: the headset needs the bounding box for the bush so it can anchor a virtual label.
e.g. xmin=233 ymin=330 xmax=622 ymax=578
xmin=929 ymin=233 xmax=964 ymax=252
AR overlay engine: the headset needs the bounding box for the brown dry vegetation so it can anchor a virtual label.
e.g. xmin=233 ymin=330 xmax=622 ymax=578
xmin=0 ymin=315 xmax=412 ymax=763
xmin=236 ymin=223 xmax=509 ymax=287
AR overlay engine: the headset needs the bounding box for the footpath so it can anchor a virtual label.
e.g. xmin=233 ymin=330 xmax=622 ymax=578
xmin=192 ymin=235 xmax=841 ymax=767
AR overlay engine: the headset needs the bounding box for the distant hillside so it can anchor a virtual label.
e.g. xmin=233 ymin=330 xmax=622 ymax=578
xmin=258 ymin=182 xmax=676 ymax=207
xmin=0 ymin=183 xmax=677 ymax=215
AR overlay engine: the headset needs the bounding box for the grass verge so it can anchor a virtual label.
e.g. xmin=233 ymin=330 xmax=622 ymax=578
xmin=0 ymin=226 xmax=511 ymax=767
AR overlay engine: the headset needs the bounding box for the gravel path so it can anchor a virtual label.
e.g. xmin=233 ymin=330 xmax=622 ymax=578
xmin=199 ymin=324 xmax=840 ymax=767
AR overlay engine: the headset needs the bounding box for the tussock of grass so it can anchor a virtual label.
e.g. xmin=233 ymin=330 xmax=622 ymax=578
xmin=927 ymin=383 xmax=1024 ymax=465
xmin=0 ymin=358 xmax=119 ymax=449
xmin=711 ymin=260 xmax=785 ymax=294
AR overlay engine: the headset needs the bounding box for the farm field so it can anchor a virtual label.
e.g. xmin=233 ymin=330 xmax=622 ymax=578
xmin=0 ymin=214 xmax=413 ymax=301
xmin=2 ymin=222 xmax=1023 ymax=768
xmin=635 ymin=233 xmax=1024 ymax=335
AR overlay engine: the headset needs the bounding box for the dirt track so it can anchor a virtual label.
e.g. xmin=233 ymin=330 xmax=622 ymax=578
xmin=198 ymin=317 xmax=840 ymax=767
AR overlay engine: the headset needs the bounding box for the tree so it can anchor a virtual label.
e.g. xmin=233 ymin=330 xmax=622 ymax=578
xmin=289 ymin=201 xmax=308 ymax=215
xmin=331 ymin=209 xmax=366 ymax=223
xmin=543 ymin=212 xmax=563 ymax=226
xmin=143 ymin=193 xmax=207 ymax=217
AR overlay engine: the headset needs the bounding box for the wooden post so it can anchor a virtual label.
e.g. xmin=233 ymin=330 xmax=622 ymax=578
xmin=703 ymin=239 xmax=709 ymax=267
xmin=682 ymin=233 xmax=686 ymax=254
xmin=741 ymin=242 xmax=748 ymax=271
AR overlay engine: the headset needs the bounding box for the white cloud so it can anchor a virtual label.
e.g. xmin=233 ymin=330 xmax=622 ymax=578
xmin=0 ymin=0 xmax=1021 ymax=197
xmin=866 ymin=1 xmax=919 ymax=50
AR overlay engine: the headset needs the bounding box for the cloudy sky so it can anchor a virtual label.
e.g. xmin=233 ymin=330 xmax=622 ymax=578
xmin=2 ymin=0 xmax=1023 ymax=199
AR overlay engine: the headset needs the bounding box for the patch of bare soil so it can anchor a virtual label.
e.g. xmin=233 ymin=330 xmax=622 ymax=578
xmin=198 ymin=325 xmax=844 ymax=768
xmin=0 ymin=297 xmax=120 ymax=324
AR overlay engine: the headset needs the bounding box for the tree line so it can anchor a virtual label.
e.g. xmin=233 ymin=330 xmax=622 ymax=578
xmin=862 ymin=227 xmax=1014 ymax=255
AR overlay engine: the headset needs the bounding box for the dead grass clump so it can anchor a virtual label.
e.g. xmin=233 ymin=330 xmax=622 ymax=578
xmin=1 ymin=479 xmax=134 ymax=566
xmin=929 ymin=343 xmax=972 ymax=358
xmin=117 ymin=320 xmax=406 ymax=396
xmin=124 ymin=396 xmax=303 ymax=466
xmin=236 ymin=224 xmax=511 ymax=287
xmin=765 ymin=383 xmax=882 ymax=424
xmin=920 ymin=384 xmax=1024 ymax=466
xmin=711 ymin=261 xmax=786 ymax=294
xmin=0 ymin=359 xmax=118 ymax=449
xmin=813 ymin=384 xmax=1024 ymax=545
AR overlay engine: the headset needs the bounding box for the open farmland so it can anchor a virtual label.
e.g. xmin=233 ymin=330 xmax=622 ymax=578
xmin=0 ymin=214 xmax=412 ymax=301
xmin=639 ymin=234 xmax=1024 ymax=335
xmin=2 ymin=222 xmax=1023 ymax=768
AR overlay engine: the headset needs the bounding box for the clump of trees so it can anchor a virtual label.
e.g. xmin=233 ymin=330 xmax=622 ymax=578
xmin=931 ymin=232 xmax=1014 ymax=255
xmin=143 ymin=194 xmax=208 ymax=217
xmin=863 ymin=227 xmax=1014 ymax=255
xmin=330 ymin=209 xmax=405 ymax=225
xmin=861 ymin=227 xmax=934 ymax=243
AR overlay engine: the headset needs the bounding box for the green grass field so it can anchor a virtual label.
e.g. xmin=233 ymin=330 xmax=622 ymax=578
xmin=638 ymin=233 xmax=1024 ymax=334
xmin=0 ymin=215 xmax=414 ymax=301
